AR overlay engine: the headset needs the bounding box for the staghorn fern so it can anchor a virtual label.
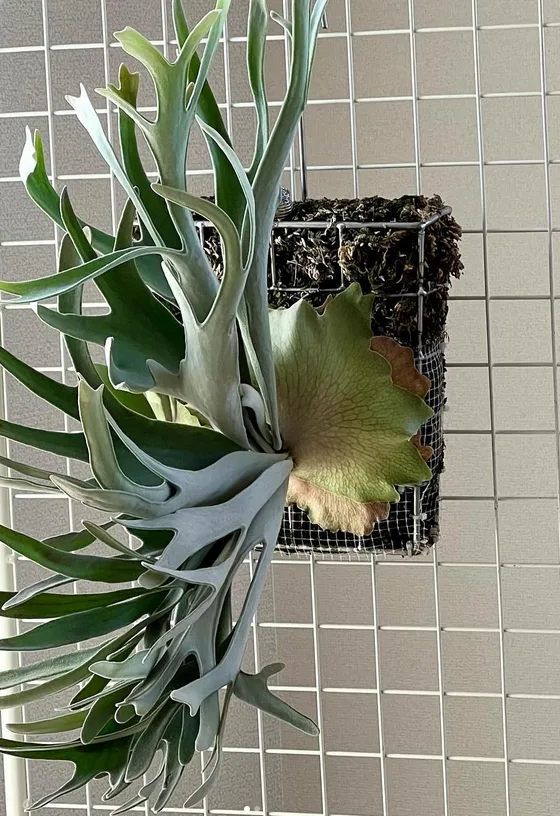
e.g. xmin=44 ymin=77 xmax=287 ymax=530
xmin=0 ymin=1 xmax=432 ymax=811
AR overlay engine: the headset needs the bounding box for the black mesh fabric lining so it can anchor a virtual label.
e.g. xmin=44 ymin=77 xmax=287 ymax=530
xmin=277 ymin=343 xmax=445 ymax=556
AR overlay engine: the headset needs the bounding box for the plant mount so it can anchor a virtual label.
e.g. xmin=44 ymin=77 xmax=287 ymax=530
xmin=0 ymin=1 xmax=433 ymax=811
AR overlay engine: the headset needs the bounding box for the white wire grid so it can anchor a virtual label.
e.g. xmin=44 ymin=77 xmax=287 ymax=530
xmin=1 ymin=0 xmax=560 ymax=814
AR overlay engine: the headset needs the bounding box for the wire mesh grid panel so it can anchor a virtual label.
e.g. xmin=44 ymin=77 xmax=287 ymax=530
xmin=2 ymin=0 xmax=560 ymax=815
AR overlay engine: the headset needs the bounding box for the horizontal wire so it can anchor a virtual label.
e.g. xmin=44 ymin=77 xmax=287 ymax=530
xmin=4 ymin=20 xmax=560 ymax=57
xmin=4 ymin=156 xmax=560 ymax=187
xmin=9 ymin=490 xmax=559 ymax=504
xmin=5 ymin=547 xmax=560 ymax=569
xmin=8 ymin=87 xmax=560 ymax=121
xmin=12 ymin=678 xmax=560 ymax=701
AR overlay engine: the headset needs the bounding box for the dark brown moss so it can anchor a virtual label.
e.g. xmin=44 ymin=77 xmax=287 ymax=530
xmin=198 ymin=194 xmax=462 ymax=348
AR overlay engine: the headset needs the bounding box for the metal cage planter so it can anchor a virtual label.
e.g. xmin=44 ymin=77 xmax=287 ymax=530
xmin=201 ymin=194 xmax=462 ymax=556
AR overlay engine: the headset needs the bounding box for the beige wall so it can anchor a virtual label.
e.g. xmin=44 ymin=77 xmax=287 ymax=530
xmin=1 ymin=0 xmax=560 ymax=814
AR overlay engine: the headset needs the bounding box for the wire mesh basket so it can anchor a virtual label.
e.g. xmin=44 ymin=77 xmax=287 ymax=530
xmin=197 ymin=194 xmax=462 ymax=557
xmin=266 ymin=196 xmax=461 ymax=557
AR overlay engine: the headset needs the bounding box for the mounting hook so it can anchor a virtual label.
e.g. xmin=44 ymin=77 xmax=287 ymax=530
xmin=298 ymin=11 xmax=329 ymax=200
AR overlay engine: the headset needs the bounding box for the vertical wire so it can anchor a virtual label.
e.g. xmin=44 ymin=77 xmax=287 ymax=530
xmin=370 ymin=558 xmax=389 ymax=815
xmin=536 ymin=21 xmax=560 ymax=816
xmin=249 ymin=551 xmax=269 ymax=816
xmin=160 ymin=0 xmax=170 ymax=59
xmin=409 ymin=0 xmax=427 ymax=552
xmin=343 ymin=0 xmax=359 ymax=197
xmin=298 ymin=13 xmax=331 ymax=200
xmin=537 ymin=1 xmax=560 ymax=557
xmin=413 ymin=229 xmax=427 ymax=555
xmin=297 ymin=120 xmax=309 ymax=201
xmin=471 ymin=2 xmax=512 ymax=813
xmin=419 ymin=228 xmax=449 ymax=814
xmin=0 ymin=357 xmax=25 ymax=816
xmin=430 ymin=541 xmax=449 ymax=816
xmin=222 ymin=16 xmax=233 ymax=136
xmin=408 ymin=7 xmax=449 ymax=809
xmin=281 ymin=0 xmax=297 ymax=197
xmin=151 ymin=11 xmax=176 ymax=816
xmin=309 ymin=556 xmax=329 ymax=816
xmin=216 ymin=13 xmax=238 ymax=815
xmin=407 ymin=0 xmax=422 ymax=194
xmin=100 ymin=0 xmax=118 ymax=250
xmin=41 ymin=4 xmax=93 ymax=816
xmin=88 ymin=3 xmax=119 ymax=812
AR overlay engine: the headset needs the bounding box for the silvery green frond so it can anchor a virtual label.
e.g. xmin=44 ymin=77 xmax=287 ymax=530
xmin=0 ymin=2 xmax=331 ymax=812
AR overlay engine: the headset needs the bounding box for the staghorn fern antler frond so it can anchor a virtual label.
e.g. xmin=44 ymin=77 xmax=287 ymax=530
xmin=0 ymin=1 xmax=431 ymax=811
